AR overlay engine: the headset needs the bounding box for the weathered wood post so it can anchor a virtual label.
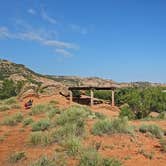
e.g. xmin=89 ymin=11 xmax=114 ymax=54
xmin=112 ymin=90 xmax=115 ymax=107
xmin=69 ymin=90 xmax=73 ymax=105
xmin=90 ymin=89 xmax=94 ymax=107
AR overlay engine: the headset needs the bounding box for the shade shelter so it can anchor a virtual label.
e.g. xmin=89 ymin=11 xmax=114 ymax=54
xmin=68 ymin=85 xmax=120 ymax=106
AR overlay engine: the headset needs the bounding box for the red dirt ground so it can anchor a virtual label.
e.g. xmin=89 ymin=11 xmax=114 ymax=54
xmin=0 ymin=95 xmax=165 ymax=166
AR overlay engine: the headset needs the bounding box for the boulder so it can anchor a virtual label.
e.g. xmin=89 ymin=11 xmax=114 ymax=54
xmin=18 ymin=83 xmax=38 ymax=100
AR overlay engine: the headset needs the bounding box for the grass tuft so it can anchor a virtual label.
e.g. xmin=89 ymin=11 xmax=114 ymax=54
xmin=0 ymin=105 xmax=10 ymax=112
xmin=92 ymin=117 xmax=133 ymax=136
xmin=30 ymin=156 xmax=54 ymax=166
xmin=4 ymin=97 xmax=17 ymax=105
xmin=78 ymin=148 xmax=122 ymax=166
xmin=52 ymin=121 xmax=85 ymax=143
xmin=29 ymin=131 xmax=53 ymax=146
xmin=29 ymin=131 xmax=43 ymax=145
xmin=10 ymin=104 xmax=21 ymax=109
xmin=139 ymin=124 xmax=164 ymax=139
xmin=79 ymin=148 xmax=102 ymax=166
xmin=31 ymin=119 xmax=50 ymax=131
xmin=23 ymin=117 xmax=34 ymax=126
xmin=160 ymin=139 xmax=166 ymax=152
xmin=9 ymin=151 xmax=26 ymax=163
xmin=30 ymin=104 xmax=54 ymax=115
xmin=64 ymin=136 xmax=82 ymax=156
xmin=0 ymin=97 xmax=20 ymax=111
xmin=119 ymin=106 xmax=135 ymax=120
xmin=47 ymin=107 xmax=61 ymax=119
xmin=3 ymin=112 xmax=23 ymax=125
xmin=56 ymin=105 xmax=91 ymax=126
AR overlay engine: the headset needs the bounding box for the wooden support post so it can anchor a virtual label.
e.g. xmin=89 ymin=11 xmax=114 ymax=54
xmin=112 ymin=90 xmax=115 ymax=107
xmin=90 ymin=89 xmax=94 ymax=107
xmin=69 ymin=90 xmax=73 ymax=105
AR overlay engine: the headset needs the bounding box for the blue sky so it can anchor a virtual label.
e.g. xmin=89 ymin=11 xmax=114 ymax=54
xmin=0 ymin=0 xmax=166 ymax=83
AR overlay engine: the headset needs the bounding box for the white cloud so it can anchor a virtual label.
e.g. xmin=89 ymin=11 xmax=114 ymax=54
xmin=70 ymin=24 xmax=88 ymax=35
xmin=27 ymin=9 xmax=36 ymax=15
xmin=55 ymin=48 xmax=72 ymax=57
xmin=41 ymin=9 xmax=57 ymax=24
xmin=0 ymin=27 xmax=12 ymax=38
xmin=44 ymin=40 xmax=78 ymax=49
xmin=0 ymin=26 xmax=78 ymax=55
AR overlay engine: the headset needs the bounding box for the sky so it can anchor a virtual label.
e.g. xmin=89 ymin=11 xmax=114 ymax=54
xmin=0 ymin=0 xmax=166 ymax=83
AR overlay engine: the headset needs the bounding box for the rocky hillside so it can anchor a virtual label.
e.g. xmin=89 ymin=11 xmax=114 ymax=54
xmin=47 ymin=75 xmax=117 ymax=87
xmin=0 ymin=59 xmax=120 ymax=89
xmin=47 ymin=76 xmax=165 ymax=88
xmin=0 ymin=59 xmax=68 ymax=99
xmin=0 ymin=59 xmax=164 ymax=100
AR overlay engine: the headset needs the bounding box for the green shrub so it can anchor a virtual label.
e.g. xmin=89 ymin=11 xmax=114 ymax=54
xmin=141 ymin=111 xmax=166 ymax=121
xmin=0 ymin=105 xmax=10 ymax=111
xmin=94 ymin=112 xmax=106 ymax=120
xmin=3 ymin=112 xmax=23 ymax=125
xmin=52 ymin=125 xmax=74 ymax=143
xmin=31 ymin=154 xmax=67 ymax=166
xmin=13 ymin=112 xmax=23 ymax=122
xmin=31 ymin=119 xmax=50 ymax=131
xmin=49 ymin=106 xmax=88 ymax=143
xmin=29 ymin=131 xmax=53 ymax=146
xmin=53 ymin=121 xmax=85 ymax=143
xmin=79 ymin=148 xmax=102 ymax=166
xmin=9 ymin=151 xmax=26 ymax=163
xmin=78 ymin=148 xmax=122 ymax=166
xmin=4 ymin=97 xmax=17 ymax=105
xmin=41 ymin=132 xmax=54 ymax=146
xmin=23 ymin=118 xmax=33 ymax=126
xmin=92 ymin=119 xmax=112 ymax=135
xmin=115 ymin=87 xmax=166 ymax=119
xmin=0 ymin=97 xmax=20 ymax=111
xmin=102 ymin=158 xmax=122 ymax=166
xmin=30 ymin=104 xmax=54 ymax=115
xmin=157 ymin=112 xmax=166 ymax=120
xmin=160 ymin=139 xmax=166 ymax=152
xmin=10 ymin=104 xmax=21 ymax=109
xmin=30 ymin=104 xmax=46 ymax=115
xmin=56 ymin=105 xmax=91 ymax=126
xmin=3 ymin=117 xmax=16 ymax=126
xmin=0 ymin=80 xmax=17 ymax=99
xmin=119 ymin=106 xmax=135 ymax=120
xmin=110 ymin=117 xmax=133 ymax=134
xmin=47 ymin=108 xmax=61 ymax=119
xmin=30 ymin=156 xmax=55 ymax=166
xmin=88 ymin=112 xmax=98 ymax=120
xmin=29 ymin=132 xmax=43 ymax=145
xmin=53 ymin=153 xmax=67 ymax=166
xmin=139 ymin=124 xmax=164 ymax=139
xmin=92 ymin=117 xmax=133 ymax=136
xmin=64 ymin=136 xmax=82 ymax=156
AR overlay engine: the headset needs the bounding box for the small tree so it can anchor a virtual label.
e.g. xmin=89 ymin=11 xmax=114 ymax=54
xmin=0 ymin=79 xmax=17 ymax=99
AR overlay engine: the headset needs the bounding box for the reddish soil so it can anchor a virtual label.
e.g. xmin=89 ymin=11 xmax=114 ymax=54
xmin=0 ymin=95 xmax=166 ymax=166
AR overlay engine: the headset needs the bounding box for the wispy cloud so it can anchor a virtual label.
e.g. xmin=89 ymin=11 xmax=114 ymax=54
xmin=70 ymin=24 xmax=88 ymax=35
xmin=44 ymin=40 xmax=78 ymax=50
xmin=27 ymin=8 xmax=36 ymax=15
xmin=0 ymin=27 xmax=12 ymax=38
xmin=55 ymin=48 xmax=72 ymax=57
xmin=41 ymin=9 xmax=57 ymax=24
xmin=0 ymin=26 xmax=78 ymax=56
